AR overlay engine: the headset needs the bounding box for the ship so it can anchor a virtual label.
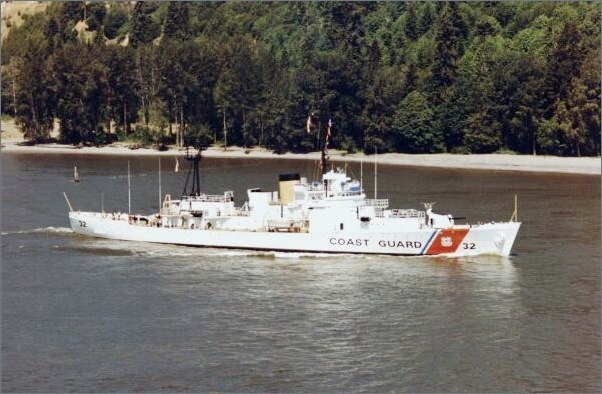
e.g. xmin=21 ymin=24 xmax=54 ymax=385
xmin=66 ymin=125 xmax=521 ymax=257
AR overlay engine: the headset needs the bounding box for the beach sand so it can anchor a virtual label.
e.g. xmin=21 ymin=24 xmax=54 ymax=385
xmin=1 ymin=121 xmax=599 ymax=175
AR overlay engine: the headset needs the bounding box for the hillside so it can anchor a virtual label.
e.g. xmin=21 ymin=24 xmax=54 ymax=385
xmin=1 ymin=1 xmax=49 ymax=39
xmin=1 ymin=2 xmax=600 ymax=157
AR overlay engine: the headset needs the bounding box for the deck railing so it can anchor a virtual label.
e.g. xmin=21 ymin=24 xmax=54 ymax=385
xmin=187 ymin=194 xmax=231 ymax=203
xmin=389 ymin=209 xmax=425 ymax=219
xmin=361 ymin=199 xmax=389 ymax=208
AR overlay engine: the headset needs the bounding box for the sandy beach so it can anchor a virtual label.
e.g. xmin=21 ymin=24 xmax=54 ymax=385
xmin=1 ymin=125 xmax=599 ymax=175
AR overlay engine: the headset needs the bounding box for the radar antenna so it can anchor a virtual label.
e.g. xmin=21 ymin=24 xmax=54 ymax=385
xmin=422 ymin=202 xmax=436 ymax=211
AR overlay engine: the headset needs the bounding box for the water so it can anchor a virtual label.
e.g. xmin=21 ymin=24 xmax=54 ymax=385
xmin=1 ymin=153 xmax=600 ymax=393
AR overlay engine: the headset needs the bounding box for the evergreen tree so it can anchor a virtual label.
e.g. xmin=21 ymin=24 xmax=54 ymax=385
xmin=49 ymin=43 xmax=113 ymax=145
xmin=498 ymin=54 xmax=546 ymax=154
xmin=417 ymin=3 xmax=435 ymax=35
xmin=578 ymin=45 xmax=601 ymax=156
xmin=463 ymin=110 xmax=503 ymax=153
xmin=12 ymin=38 xmax=54 ymax=142
xmin=59 ymin=2 xmax=84 ymax=27
xmin=59 ymin=2 xmax=83 ymax=43
xmin=44 ymin=18 xmax=59 ymax=51
xmin=547 ymin=21 xmax=585 ymax=103
xmin=164 ymin=2 xmax=190 ymax=41
xmin=86 ymin=3 xmax=107 ymax=32
xmin=104 ymin=5 xmax=129 ymax=40
xmin=405 ymin=3 xmax=419 ymax=40
xmin=430 ymin=2 xmax=468 ymax=106
xmin=104 ymin=46 xmax=140 ymax=135
xmin=130 ymin=1 xmax=161 ymax=48
xmin=392 ymin=91 xmax=441 ymax=153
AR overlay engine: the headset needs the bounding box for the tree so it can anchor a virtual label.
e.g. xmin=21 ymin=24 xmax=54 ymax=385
xmin=59 ymin=2 xmax=84 ymax=28
xmin=493 ymin=53 xmax=546 ymax=154
xmin=44 ymin=17 xmax=60 ymax=51
xmin=463 ymin=110 xmax=503 ymax=153
xmin=104 ymin=46 xmax=140 ymax=135
xmin=430 ymin=2 xmax=467 ymax=106
xmin=86 ymin=3 xmax=106 ymax=32
xmin=556 ymin=78 xmax=591 ymax=157
xmin=104 ymin=5 xmax=129 ymax=40
xmin=134 ymin=45 xmax=161 ymax=130
xmin=49 ymin=43 xmax=112 ymax=145
xmin=130 ymin=1 xmax=161 ymax=48
xmin=12 ymin=38 xmax=54 ymax=142
xmin=58 ymin=2 xmax=83 ymax=43
xmin=417 ymin=2 xmax=435 ymax=35
xmin=154 ymin=39 xmax=219 ymax=147
xmin=577 ymin=45 xmax=601 ymax=156
xmin=542 ymin=18 xmax=596 ymax=156
xmin=358 ymin=65 xmax=405 ymax=154
xmin=545 ymin=21 xmax=585 ymax=110
xmin=213 ymin=37 xmax=265 ymax=148
xmin=405 ymin=3 xmax=419 ymax=40
xmin=392 ymin=91 xmax=441 ymax=153
xmin=164 ymin=2 xmax=190 ymax=41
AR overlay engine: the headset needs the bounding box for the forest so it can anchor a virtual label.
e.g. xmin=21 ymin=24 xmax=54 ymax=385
xmin=1 ymin=1 xmax=600 ymax=156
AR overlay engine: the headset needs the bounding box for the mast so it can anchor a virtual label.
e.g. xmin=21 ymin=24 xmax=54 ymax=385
xmin=127 ymin=161 xmax=131 ymax=215
xmin=182 ymin=147 xmax=202 ymax=196
xmin=158 ymin=157 xmax=162 ymax=213
xmin=374 ymin=146 xmax=377 ymax=199
xmin=321 ymin=140 xmax=328 ymax=175
xmin=510 ymin=194 xmax=518 ymax=222
xmin=320 ymin=118 xmax=332 ymax=175
xmin=360 ymin=156 xmax=363 ymax=191
xmin=222 ymin=103 xmax=227 ymax=151
xmin=63 ymin=192 xmax=74 ymax=212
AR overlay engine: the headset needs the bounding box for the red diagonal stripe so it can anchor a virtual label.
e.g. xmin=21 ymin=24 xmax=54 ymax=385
xmin=425 ymin=228 xmax=469 ymax=255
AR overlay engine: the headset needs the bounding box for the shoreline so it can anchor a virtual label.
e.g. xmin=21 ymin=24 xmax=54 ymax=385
xmin=1 ymin=140 xmax=600 ymax=175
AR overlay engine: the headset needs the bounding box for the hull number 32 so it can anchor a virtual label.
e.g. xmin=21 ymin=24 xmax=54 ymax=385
xmin=462 ymin=242 xmax=476 ymax=249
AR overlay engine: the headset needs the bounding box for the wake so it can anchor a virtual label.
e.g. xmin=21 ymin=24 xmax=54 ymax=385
xmin=2 ymin=226 xmax=73 ymax=236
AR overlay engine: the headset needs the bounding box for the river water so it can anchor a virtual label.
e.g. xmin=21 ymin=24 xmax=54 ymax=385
xmin=1 ymin=152 xmax=600 ymax=393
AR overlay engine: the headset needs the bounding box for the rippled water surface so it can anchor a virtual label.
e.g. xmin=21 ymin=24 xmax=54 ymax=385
xmin=1 ymin=153 xmax=600 ymax=392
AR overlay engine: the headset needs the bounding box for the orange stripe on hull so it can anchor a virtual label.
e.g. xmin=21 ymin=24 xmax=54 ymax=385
xmin=425 ymin=228 xmax=470 ymax=255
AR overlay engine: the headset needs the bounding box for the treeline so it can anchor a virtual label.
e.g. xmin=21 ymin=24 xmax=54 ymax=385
xmin=1 ymin=2 xmax=600 ymax=156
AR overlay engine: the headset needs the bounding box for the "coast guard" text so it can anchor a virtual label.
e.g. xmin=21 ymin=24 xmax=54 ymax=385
xmin=329 ymin=237 xmax=422 ymax=249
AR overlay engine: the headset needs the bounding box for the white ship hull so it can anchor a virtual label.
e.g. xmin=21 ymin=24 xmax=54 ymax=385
xmin=69 ymin=211 xmax=520 ymax=257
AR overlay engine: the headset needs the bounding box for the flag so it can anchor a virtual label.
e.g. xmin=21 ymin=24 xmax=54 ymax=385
xmin=174 ymin=157 xmax=179 ymax=173
xmin=306 ymin=114 xmax=312 ymax=134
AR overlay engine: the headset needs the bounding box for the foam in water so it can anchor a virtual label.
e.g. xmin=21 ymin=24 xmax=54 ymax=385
xmin=2 ymin=226 xmax=73 ymax=236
